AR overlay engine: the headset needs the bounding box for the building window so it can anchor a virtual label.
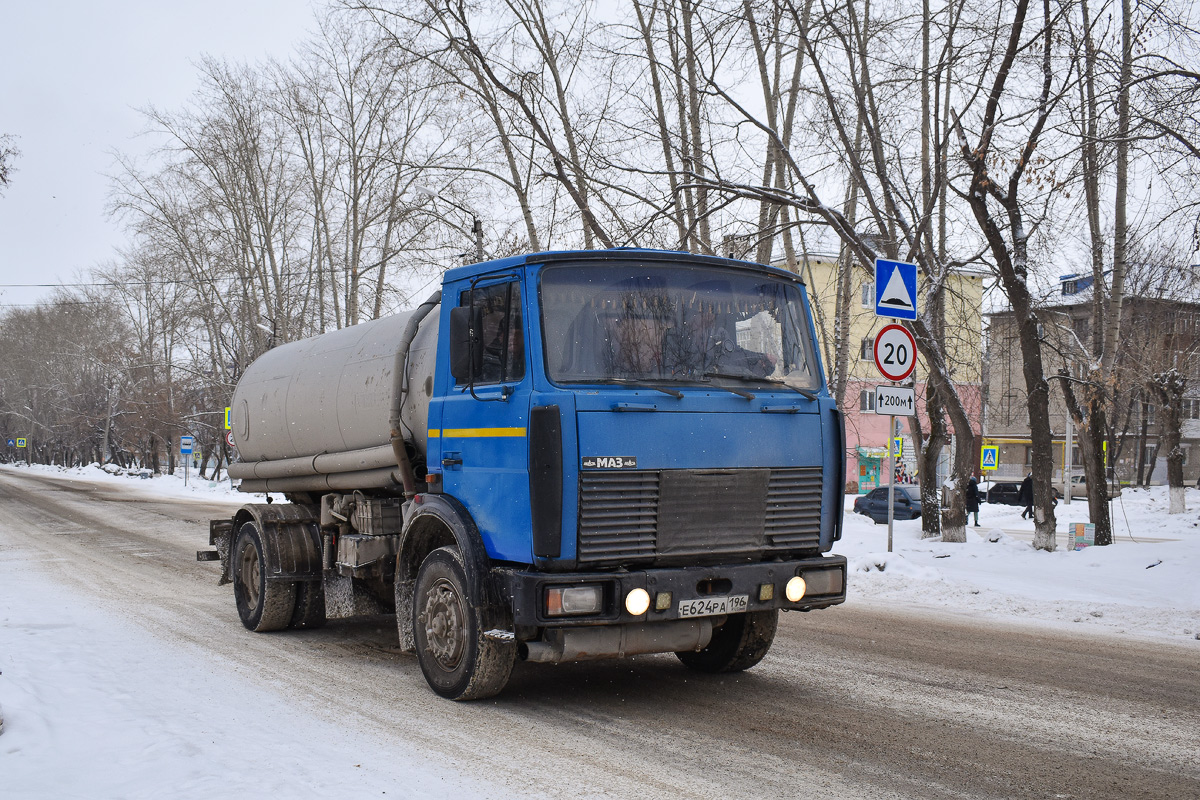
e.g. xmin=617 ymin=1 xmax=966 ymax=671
xmin=860 ymin=390 xmax=875 ymax=412
xmin=1183 ymin=399 xmax=1200 ymax=420
xmin=1072 ymin=316 xmax=1090 ymax=344
xmin=860 ymin=336 xmax=874 ymax=361
xmin=861 ymin=281 xmax=874 ymax=308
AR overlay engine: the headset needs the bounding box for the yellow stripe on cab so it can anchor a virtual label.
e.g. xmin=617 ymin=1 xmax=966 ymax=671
xmin=428 ymin=427 xmax=527 ymax=438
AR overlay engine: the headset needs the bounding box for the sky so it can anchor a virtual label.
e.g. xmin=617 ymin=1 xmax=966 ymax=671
xmin=1 ymin=463 xmax=1196 ymax=796
xmin=0 ymin=1 xmax=319 ymax=311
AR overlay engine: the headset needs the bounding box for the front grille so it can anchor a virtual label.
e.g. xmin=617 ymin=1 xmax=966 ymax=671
xmin=577 ymin=467 xmax=824 ymax=567
xmin=765 ymin=468 xmax=826 ymax=546
xmin=577 ymin=471 xmax=659 ymax=564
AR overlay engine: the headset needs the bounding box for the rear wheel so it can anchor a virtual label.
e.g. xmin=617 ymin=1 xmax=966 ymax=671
xmin=233 ymin=521 xmax=297 ymax=632
xmin=676 ymin=609 xmax=778 ymax=673
xmin=413 ymin=546 xmax=515 ymax=700
xmin=289 ymin=580 xmax=326 ymax=629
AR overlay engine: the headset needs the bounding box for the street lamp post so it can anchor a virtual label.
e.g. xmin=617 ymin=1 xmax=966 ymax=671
xmin=1191 ymin=212 xmax=1200 ymax=271
xmin=414 ymin=185 xmax=485 ymax=264
xmin=472 ymin=216 xmax=484 ymax=263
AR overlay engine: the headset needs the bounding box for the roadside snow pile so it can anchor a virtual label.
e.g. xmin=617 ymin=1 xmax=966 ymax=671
xmin=0 ymin=462 xmax=276 ymax=503
xmin=835 ymin=486 xmax=1200 ymax=643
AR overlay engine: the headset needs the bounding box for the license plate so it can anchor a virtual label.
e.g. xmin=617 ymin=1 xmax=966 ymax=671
xmin=678 ymin=594 xmax=749 ymax=618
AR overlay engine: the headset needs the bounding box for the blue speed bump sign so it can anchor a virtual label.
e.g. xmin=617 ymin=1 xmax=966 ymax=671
xmin=875 ymin=258 xmax=918 ymax=321
xmin=5 ymin=438 xmax=14 ymax=447
xmin=981 ymin=446 xmax=999 ymax=471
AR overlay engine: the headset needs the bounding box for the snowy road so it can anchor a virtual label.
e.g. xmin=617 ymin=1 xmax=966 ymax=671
xmin=2 ymin=467 xmax=1198 ymax=799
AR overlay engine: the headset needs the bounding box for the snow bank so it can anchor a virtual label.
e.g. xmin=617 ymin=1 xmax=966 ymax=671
xmin=835 ymin=487 xmax=1200 ymax=642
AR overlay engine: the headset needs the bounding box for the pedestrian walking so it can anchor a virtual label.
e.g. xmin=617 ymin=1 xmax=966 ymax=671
xmin=966 ymin=476 xmax=981 ymax=527
xmin=1019 ymin=472 xmax=1034 ymax=519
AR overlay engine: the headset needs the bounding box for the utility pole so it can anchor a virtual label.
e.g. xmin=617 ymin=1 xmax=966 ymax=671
xmin=1064 ymin=408 xmax=1073 ymax=506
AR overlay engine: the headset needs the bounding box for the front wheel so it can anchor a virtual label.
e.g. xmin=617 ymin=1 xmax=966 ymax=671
xmin=413 ymin=546 xmax=515 ymax=700
xmin=676 ymin=609 xmax=778 ymax=673
xmin=233 ymin=521 xmax=297 ymax=632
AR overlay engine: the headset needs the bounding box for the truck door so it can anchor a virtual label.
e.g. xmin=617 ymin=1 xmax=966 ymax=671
xmin=435 ymin=277 xmax=533 ymax=563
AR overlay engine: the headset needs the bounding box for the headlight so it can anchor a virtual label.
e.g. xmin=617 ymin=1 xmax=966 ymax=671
xmin=545 ymin=585 xmax=604 ymax=617
xmin=624 ymin=587 xmax=651 ymax=616
xmin=785 ymin=575 xmax=807 ymax=602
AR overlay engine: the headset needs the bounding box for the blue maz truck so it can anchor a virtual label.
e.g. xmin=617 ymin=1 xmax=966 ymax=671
xmin=203 ymin=249 xmax=847 ymax=700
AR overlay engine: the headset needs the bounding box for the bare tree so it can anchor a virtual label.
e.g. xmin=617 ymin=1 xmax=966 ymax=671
xmin=0 ymin=133 xmax=18 ymax=193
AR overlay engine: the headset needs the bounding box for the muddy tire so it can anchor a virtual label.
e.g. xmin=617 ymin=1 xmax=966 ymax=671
xmin=676 ymin=609 xmax=778 ymax=673
xmin=289 ymin=580 xmax=326 ymax=629
xmin=413 ymin=546 xmax=515 ymax=700
xmin=233 ymin=521 xmax=297 ymax=632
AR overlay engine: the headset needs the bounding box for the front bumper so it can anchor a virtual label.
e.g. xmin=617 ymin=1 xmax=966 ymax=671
xmin=499 ymin=553 xmax=847 ymax=628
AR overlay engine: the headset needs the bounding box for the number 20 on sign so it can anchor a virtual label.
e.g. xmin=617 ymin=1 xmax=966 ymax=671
xmin=873 ymin=323 xmax=917 ymax=382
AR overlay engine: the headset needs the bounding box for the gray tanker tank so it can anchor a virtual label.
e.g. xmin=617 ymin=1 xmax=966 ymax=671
xmin=227 ymin=293 xmax=441 ymax=494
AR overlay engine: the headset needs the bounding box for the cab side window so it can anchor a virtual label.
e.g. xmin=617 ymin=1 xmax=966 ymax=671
xmin=460 ymin=281 xmax=524 ymax=385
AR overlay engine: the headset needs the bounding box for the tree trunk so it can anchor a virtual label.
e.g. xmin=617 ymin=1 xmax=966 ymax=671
xmin=1149 ymin=370 xmax=1186 ymax=512
xmin=920 ymin=385 xmax=947 ymax=539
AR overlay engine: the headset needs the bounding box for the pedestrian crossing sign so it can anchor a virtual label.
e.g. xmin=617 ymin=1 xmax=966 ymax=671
xmin=892 ymin=437 xmax=903 ymax=458
xmin=981 ymin=445 xmax=998 ymax=471
xmin=16 ymin=438 xmax=27 ymax=448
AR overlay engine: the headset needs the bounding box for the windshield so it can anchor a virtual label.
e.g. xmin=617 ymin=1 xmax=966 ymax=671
xmin=540 ymin=262 xmax=820 ymax=390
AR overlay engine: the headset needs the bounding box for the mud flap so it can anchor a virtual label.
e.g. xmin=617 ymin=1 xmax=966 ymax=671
xmin=208 ymin=520 xmax=234 ymax=585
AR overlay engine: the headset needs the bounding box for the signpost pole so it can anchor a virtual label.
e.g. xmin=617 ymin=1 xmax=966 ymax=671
xmin=887 ymin=412 xmax=895 ymax=552
xmin=180 ymin=435 xmax=194 ymax=488
xmin=872 ymin=257 xmax=918 ymax=556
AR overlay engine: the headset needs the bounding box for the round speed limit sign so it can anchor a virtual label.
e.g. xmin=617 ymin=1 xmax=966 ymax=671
xmin=873 ymin=323 xmax=917 ymax=382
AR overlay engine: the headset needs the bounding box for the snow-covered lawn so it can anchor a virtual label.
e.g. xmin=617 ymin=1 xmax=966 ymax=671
xmin=836 ymin=486 xmax=1200 ymax=642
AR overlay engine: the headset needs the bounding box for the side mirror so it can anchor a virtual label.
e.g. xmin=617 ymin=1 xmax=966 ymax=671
xmin=450 ymin=306 xmax=483 ymax=383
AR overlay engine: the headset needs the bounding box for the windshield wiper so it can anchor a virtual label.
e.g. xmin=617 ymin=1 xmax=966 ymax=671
xmin=591 ymin=378 xmax=683 ymax=399
xmin=765 ymin=381 xmax=818 ymax=401
xmin=703 ymin=372 xmax=818 ymax=401
xmin=699 ymin=372 xmax=756 ymax=400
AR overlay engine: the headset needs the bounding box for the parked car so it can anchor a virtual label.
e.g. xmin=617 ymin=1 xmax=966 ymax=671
xmin=985 ymin=481 xmax=1022 ymax=505
xmin=985 ymin=481 xmax=1061 ymax=505
xmin=853 ymin=485 xmax=922 ymax=524
xmin=1067 ymin=474 xmax=1122 ymax=498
